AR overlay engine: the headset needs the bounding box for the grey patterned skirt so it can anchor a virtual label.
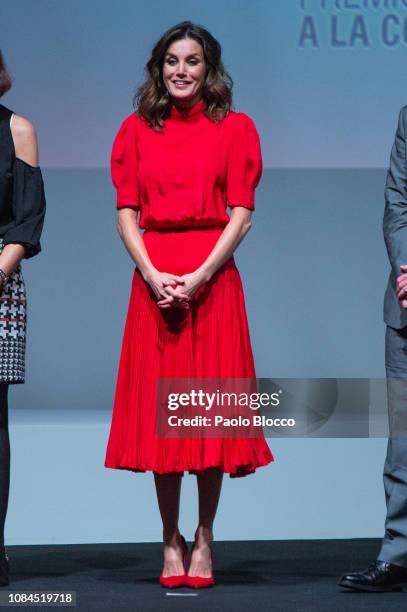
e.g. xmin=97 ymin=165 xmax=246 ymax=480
xmin=0 ymin=238 xmax=26 ymax=383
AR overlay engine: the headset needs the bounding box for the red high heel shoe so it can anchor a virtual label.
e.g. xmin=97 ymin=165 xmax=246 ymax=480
xmin=159 ymin=534 xmax=188 ymax=588
xmin=185 ymin=544 xmax=215 ymax=588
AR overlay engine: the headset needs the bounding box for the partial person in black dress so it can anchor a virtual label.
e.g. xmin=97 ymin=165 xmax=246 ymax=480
xmin=0 ymin=50 xmax=46 ymax=586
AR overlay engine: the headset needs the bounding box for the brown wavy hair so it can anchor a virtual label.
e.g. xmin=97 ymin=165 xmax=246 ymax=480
xmin=0 ymin=50 xmax=12 ymax=98
xmin=134 ymin=21 xmax=233 ymax=131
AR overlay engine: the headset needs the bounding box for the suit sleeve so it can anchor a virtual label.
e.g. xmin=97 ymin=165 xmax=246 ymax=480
xmin=111 ymin=114 xmax=140 ymax=210
xmin=226 ymin=114 xmax=263 ymax=211
xmin=383 ymin=106 xmax=407 ymax=279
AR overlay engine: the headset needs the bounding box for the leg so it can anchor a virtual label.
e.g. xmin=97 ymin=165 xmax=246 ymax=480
xmin=338 ymin=326 xmax=407 ymax=591
xmin=153 ymin=472 xmax=185 ymax=577
xmin=378 ymin=325 xmax=407 ymax=567
xmin=0 ymin=383 xmax=9 ymax=547
xmin=188 ymin=467 xmax=223 ymax=578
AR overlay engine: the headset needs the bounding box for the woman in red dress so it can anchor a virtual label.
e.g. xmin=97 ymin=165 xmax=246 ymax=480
xmin=105 ymin=21 xmax=273 ymax=588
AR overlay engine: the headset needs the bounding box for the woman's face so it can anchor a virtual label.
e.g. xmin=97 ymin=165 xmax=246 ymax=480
xmin=163 ymin=38 xmax=206 ymax=106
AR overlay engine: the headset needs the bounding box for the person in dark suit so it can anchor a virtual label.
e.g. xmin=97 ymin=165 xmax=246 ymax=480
xmin=339 ymin=106 xmax=407 ymax=592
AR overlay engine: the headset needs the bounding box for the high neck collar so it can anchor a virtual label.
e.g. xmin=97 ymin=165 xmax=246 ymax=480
xmin=169 ymin=99 xmax=205 ymax=122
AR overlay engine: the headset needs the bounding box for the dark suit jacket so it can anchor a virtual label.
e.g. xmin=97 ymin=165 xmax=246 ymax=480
xmin=383 ymin=105 xmax=407 ymax=329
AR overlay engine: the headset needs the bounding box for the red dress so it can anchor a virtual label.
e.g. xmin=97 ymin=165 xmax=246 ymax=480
xmin=104 ymin=99 xmax=273 ymax=478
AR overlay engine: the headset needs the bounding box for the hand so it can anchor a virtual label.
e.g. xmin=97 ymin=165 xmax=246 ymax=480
xmin=156 ymin=270 xmax=208 ymax=309
xmin=159 ymin=280 xmax=191 ymax=310
xmin=397 ymin=265 xmax=407 ymax=307
xmin=145 ymin=269 xmax=189 ymax=309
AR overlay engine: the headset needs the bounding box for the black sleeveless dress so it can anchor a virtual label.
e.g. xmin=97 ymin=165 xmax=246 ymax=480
xmin=0 ymin=104 xmax=46 ymax=383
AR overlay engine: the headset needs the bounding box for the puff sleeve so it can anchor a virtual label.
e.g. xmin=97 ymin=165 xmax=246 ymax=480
xmin=3 ymin=158 xmax=46 ymax=259
xmin=111 ymin=114 xmax=140 ymax=210
xmin=226 ymin=113 xmax=263 ymax=211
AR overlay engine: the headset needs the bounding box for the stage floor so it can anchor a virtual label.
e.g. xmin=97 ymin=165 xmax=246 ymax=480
xmin=1 ymin=539 xmax=405 ymax=611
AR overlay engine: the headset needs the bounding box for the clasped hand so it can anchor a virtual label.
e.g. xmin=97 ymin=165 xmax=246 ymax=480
xmin=396 ymin=265 xmax=407 ymax=307
xmin=147 ymin=269 xmax=205 ymax=310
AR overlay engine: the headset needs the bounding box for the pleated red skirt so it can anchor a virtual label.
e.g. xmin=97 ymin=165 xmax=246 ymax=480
xmin=104 ymin=227 xmax=273 ymax=478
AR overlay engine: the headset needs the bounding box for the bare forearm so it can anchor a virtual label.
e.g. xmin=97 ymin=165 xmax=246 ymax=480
xmin=0 ymin=243 xmax=26 ymax=275
xmin=117 ymin=209 xmax=155 ymax=280
xmin=197 ymin=208 xmax=252 ymax=282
